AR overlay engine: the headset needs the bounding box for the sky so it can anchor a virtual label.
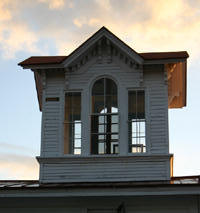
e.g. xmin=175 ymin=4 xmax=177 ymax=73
xmin=0 ymin=0 xmax=200 ymax=180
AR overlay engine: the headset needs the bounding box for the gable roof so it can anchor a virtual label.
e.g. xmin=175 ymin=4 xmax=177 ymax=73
xmin=18 ymin=27 xmax=189 ymax=68
xmin=61 ymin=26 xmax=144 ymax=66
xmin=18 ymin=51 xmax=189 ymax=66
xmin=18 ymin=27 xmax=189 ymax=111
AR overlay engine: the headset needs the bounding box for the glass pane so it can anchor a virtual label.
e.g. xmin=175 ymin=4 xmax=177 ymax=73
xmin=98 ymin=134 xmax=105 ymax=140
xmin=92 ymin=78 xmax=104 ymax=95
xmin=91 ymin=115 xmax=99 ymax=133
xmin=105 ymin=95 xmax=118 ymax=112
xmin=92 ymin=95 xmax=104 ymax=113
xmin=98 ymin=142 xmax=105 ymax=154
xmin=111 ymin=142 xmax=118 ymax=154
xmin=137 ymin=90 xmax=145 ymax=119
xmin=75 ymin=122 xmax=81 ymax=137
xmin=139 ymin=121 xmax=145 ymax=137
xmin=128 ymin=91 xmax=136 ymax=119
xmin=74 ymin=139 xmax=81 ymax=148
xmin=65 ymin=93 xmax=81 ymax=121
xmin=111 ymin=124 xmax=118 ymax=133
xmin=111 ymin=134 xmax=118 ymax=140
xmin=112 ymin=115 xmax=118 ymax=123
xmin=139 ymin=137 xmax=145 ymax=145
xmin=106 ymin=78 xmax=117 ymax=95
xmin=99 ymin=115 xmax=105 ymax=124
xmin=99 ymin=125 xmax=105 ymax=133
xmin=74 ymin=149 xmax=81 ymax=155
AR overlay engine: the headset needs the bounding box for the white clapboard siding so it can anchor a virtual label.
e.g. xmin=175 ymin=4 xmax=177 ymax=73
xmin=68 ymin=57 xmax=140 ymax=90
xmin=144 ymin=65 xmax=169 ymax=154
xmin=41 ymin=72 xmax=64 ymax=156
xmin=38 ymin=155 xmax=171 ymax=183
xmin=39 ymin=59 xmax=171 ymax=182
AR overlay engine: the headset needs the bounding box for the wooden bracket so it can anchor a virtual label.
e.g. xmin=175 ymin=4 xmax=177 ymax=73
xmin=164 ymin=65 xmax=168 ymax=85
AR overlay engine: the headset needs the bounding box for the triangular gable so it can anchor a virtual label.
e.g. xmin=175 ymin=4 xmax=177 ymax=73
xmin=61 ymin=26 xmax=144 ymax=67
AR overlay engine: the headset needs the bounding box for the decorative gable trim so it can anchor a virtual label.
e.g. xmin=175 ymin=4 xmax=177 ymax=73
xmin=62 ymin=27 xmax=144 ymax=67
xmin=64 ymin=36 xmax=142 ymax=74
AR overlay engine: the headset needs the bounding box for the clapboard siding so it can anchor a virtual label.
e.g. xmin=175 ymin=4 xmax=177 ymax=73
xmin=144 ymin=65 xmax=169 ymax=154
xmin=38 ymin=155 xmax=171 ymax=183
xmin=39 ymin=59 xmax=171 ymax=182
xmin=68 ymin=57 xmax=140 ymax=90
xmin=41 ymin=72 xmax=64 ymax=156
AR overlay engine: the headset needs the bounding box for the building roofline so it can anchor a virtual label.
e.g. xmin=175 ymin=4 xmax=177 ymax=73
xmin=0 ymin=176 xmax=199 ymax=189
xmin=18 ymin=51 xmax=189 ymax=67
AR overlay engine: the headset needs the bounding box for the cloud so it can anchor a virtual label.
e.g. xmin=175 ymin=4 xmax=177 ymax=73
xmin=0 ymin=153 xmax=39 ymax=180
xmin=0 ymin=1 xmax=12 ymax=21
xmin=0 ymin=142 xmax=36 ymax=153
xmin=0 ymin=0 xmax=200 ymax=63
xmin=0 ymin=142 xmax=38 ymax=179
xmin=38 ymin=0 xmax=66 ymax=10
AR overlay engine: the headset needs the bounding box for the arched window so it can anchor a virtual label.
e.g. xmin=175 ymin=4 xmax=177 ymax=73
xmin=91 ymin=78 xmax=119 ymax=154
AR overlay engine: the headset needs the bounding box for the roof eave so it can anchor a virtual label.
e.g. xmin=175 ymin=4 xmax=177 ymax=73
xmin=143 ymin=58 xmax=188 ymax=65
xmin=19 ymin=64 xmax=65 ymax=70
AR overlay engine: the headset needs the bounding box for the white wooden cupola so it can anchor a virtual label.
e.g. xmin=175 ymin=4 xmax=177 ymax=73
xmin=19 ymin=27 xmax=188 ymax=183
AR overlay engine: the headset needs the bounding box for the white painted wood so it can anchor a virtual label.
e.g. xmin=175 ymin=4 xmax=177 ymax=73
xmin=41 ymin=72 xmax=64 ymax=157
xmin=39 ymin=50 xmax=171 ymax=182
xmin=37 ymin=155 xmax=171 ymax=183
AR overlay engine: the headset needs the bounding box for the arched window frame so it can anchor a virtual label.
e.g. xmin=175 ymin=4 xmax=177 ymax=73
xmin=90 ymin=76 xmax=119 ymax=155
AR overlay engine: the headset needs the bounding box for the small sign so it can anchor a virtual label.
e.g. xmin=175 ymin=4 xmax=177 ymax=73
xmin=46 ymin=97 xmax=59 ymax=102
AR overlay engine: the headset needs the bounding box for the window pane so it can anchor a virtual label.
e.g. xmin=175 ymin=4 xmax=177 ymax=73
xmin=98 ymin=142 xmax=106 ymax=154
xmin=99 ymin=115 xmax=105 ymax=124
xmin=128 ymin=91 xmax=136 ymax=119
xmin=111 ymin=134 xmax=118 ymax=140
xmin=112 ymin=115 xmax=118 ymax=123
xmin=92 ymin=78 xmax=104 ymax=95
xmin=91 ymin=115 xmax=99 ymax=134
xmin=137 ymin=90 xmax=145 ymax=119
xmin=75 ymin=139 xmax=81 ymax=148
xmin=111 ymin=142 xmax=118 ymax=154
xmin=105 ymin=95 xmax=118 ymax=112
xmin=105 ymin=78 xmax=117 ymax=95
xmin=74 ymin=149 xmax=81 ymax=155
xmin=111 ymin=124 xmax=118 ymax=133
xmin=92 ymin=95 xmax=104 ymax=113
xmin=128 ymin=90 xmax=146 ymax=153
xmin=64 ymin=92 xmax=81 ymax=154
xmin=99 ymin=124 xmax=105 ymax=133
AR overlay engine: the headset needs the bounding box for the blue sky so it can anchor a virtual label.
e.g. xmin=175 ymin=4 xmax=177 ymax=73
xmin=0 ymin=0 xmax=200 ymax=179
